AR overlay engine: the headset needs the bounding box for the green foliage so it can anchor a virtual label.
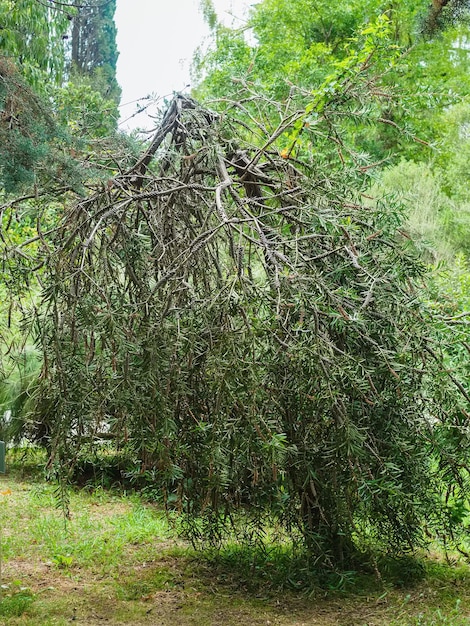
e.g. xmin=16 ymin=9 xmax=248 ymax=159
xmin=428 ymin=254 xmax=470 ymax=395
xmin=251 ymin=0 xmax=384 ymax=51
xmin=15 ymin=84 xmax=469 ymax=571
xmin=0 ymin=0 xmax=70 ymax=89
xmin=195 ymin=0 xmax=404 ymax=98
xmin=372 ymin=100 xmax=470 ymax=260
xmin=0 ymin=590 xmax=35 ymax=618
xmin=194 ymin=0 xmax=470 ymax=266
xmin=382 ymin=25 xmax=470 ymax=163
xmin=2 ymin=0 xmax=470 ymax=581
xmin=1 ymin=464 xmax=470 ymax=623
xmin=0 ymin=59 xmax=56 ymax=192
xmin=435 ymin=100 xmax=470 ymax=202
xmin=421 ymin=0 xmax=470 ymax=36
xmin=195 ymin=0 xmax=392 ymax=102
xmin=0 ymin=0 xmax=122 ymax=195
xmin=374 ymin=160 xmax=458 ymax=259
xmin=53 ymin=79 xmax=119 ymax=139
xmin=0 ymin=59 xmax=90 ymax=195
xmin=0 ymin=346 xmax=41 ymax=444
xmin=194 ymin=0 xmax=470 ymax=168
xmin=200 ymin=0 xmax=218 ymax=31
xmin=70 ymin=0 xmax=121 ymax=103
xmin=399 ymin=603 xmax=468 ymax=626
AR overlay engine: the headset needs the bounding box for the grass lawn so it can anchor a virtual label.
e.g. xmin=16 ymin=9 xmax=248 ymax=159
xmin=0 ymin=453 xmax=469 ymax=625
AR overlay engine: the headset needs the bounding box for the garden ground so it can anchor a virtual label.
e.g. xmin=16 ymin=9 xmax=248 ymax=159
xmin=0 ymin=457 xmax=469 ymax=625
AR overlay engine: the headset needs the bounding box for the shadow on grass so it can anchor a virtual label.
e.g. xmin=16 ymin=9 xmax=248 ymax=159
xmin=184 ymin=543 xmax=428 ymax=597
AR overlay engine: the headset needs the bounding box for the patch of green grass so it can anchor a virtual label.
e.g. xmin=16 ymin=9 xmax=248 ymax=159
xmin=377 ymin=554 xmax=427 ymax=588
xmin=0 ymin=451 xmax=470 ymax=625
xmin=392 ymin=601 xmax=467 ymax=625
xmin=387 ymin=557 xmax=470 ymax=625
xmin=116 ymin=565 xmax=178 ymax=600
xmin=0 ymin=590 xmax=35 ymax=617
xmin=200 ymin=543 xmax=312 ymax=593
xmin=7 ymin=447 xmax=47 ymax=479
xmin=0 ymin=475 xmax=172 ymax=576
xmin=22 ymin=594 xmax=77 ymax=625
xmin=108 ymin=502 xmax=171 ymax=544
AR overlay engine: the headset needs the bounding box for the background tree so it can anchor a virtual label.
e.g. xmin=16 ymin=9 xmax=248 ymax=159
xmin=69 ymin=0 xmax=120 ymax=104
xmin=0 ymin=0 xmax=70 ymax=89
xmin=0 ymin=0 xmax=123 ymax=196
xmin=0 ymin=0 xmax=129 ymax=447
xmin=194 ymin=0 xmax=470 ymax=258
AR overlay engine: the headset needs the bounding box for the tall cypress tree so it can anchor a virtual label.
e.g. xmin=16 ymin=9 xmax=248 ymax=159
xmin=70 ymin=0 xmax=120 ymax=103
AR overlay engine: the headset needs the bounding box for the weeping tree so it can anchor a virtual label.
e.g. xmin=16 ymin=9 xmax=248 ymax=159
xmin=5 ymin=26 xmax=470 ymax=568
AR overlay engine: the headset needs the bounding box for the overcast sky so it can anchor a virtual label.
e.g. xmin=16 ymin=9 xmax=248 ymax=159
xmin=115 ymin=0 xmax=256 ymax=131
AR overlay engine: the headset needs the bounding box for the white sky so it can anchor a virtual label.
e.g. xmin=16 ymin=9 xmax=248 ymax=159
xmin=115 ymin=0 xmax=256 ymax=131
